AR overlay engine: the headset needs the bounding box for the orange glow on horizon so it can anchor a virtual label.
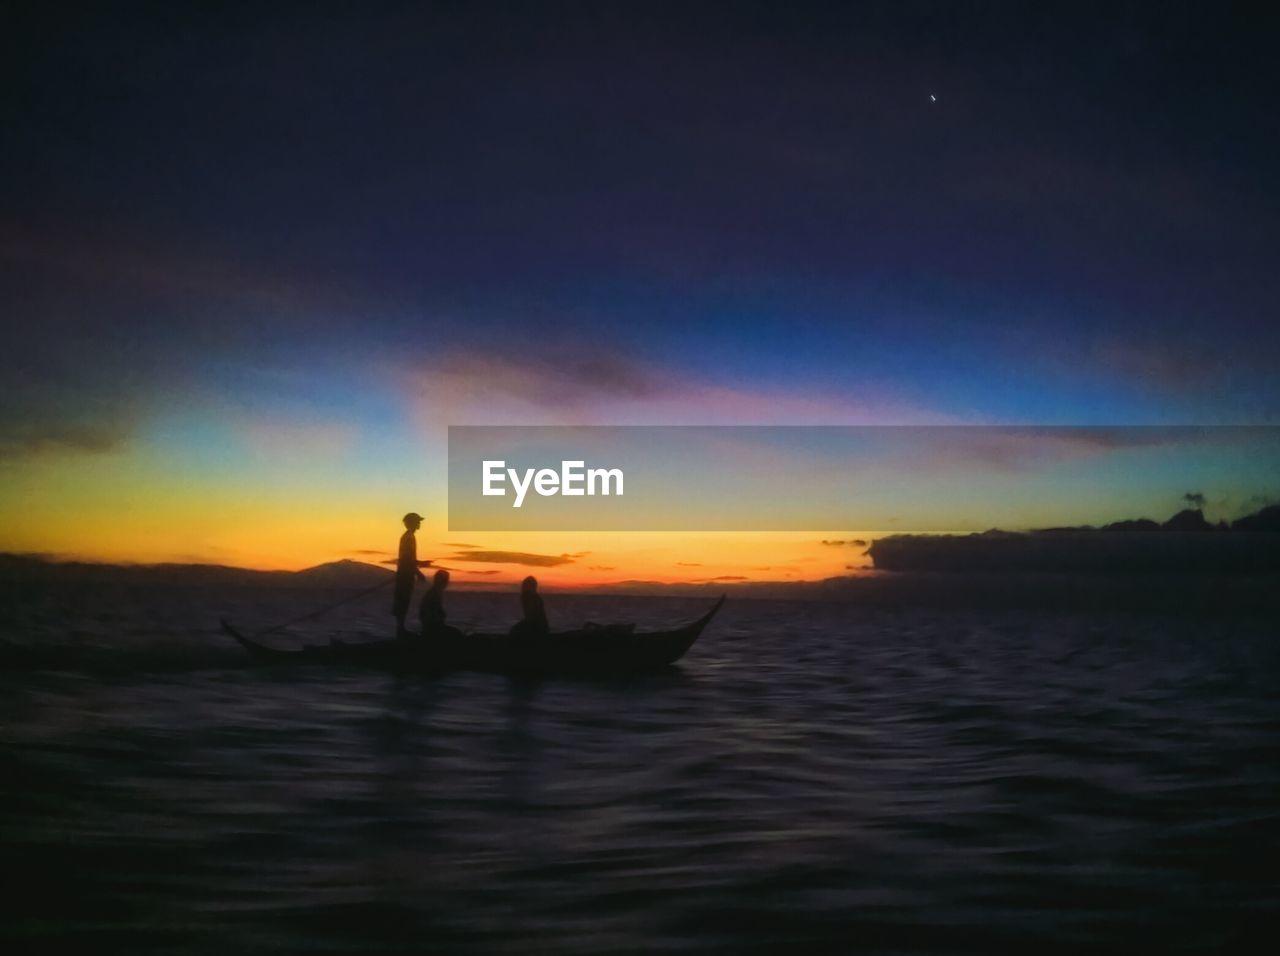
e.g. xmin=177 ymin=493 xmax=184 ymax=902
xmin=0 ymin=434 xmax=878 ymax=586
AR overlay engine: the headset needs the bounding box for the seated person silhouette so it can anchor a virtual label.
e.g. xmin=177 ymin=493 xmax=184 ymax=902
xmin=508 ymin=575 xmax=550 ymax=638
xmin=418 ymin=569 xmax=461 ymax=639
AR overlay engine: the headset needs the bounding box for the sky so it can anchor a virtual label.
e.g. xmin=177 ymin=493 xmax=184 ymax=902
xmin=1 ymin=2 xmax=1277 ymax=585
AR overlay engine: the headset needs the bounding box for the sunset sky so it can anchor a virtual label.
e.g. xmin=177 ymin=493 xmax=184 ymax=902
xmin=2 ymin=3 xmax=1277 ymax=587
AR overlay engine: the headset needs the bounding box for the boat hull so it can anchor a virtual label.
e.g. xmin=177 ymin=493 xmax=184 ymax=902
xmin=223 ymin=597 xmax=724 ymax=676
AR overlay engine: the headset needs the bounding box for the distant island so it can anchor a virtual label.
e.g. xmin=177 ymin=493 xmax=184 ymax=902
xmin=869 ymin=505 xmax=1280 ymax=574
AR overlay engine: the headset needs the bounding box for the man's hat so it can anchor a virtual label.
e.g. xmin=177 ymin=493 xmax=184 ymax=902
xmin=403 ymin=512 xmax=424 ymax=524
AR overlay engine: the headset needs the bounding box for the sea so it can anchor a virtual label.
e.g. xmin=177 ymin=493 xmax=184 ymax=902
xmin=1 ymin=584 xmax=1277 ymax=954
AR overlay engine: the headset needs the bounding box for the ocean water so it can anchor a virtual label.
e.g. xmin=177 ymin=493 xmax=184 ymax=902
xmin=1 ymin=585 xmax=1277 ymax=953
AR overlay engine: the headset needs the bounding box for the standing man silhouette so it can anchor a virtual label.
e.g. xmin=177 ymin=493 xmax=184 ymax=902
xmin=394 ymin=512 xmax=427 ymax=637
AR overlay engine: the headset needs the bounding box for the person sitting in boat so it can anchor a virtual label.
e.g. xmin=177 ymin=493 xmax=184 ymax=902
xmin=509 ymin=575 xmax=550 ymax=638
xmin=418 ymin=569 xmax=453 ymax=638
xmin=393 ymin=511 xmax=428 ymax=638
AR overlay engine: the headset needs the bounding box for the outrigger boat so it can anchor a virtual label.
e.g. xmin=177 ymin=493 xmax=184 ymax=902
xmin=222 ymin=596 xmax=724 ymax=676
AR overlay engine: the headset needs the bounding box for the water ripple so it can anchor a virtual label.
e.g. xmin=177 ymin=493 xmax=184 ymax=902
xmin=2 ymin=589 xmax=1278 ymax=953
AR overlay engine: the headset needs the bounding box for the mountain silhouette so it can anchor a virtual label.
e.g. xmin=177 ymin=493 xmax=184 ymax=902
xmin=0 ymin=555 xmax=391 ymax=588
xmin=1162 ymin=508 xmax=1217 ymax=532
xmin=1232 ymin=504 xmax=1280 ymax=532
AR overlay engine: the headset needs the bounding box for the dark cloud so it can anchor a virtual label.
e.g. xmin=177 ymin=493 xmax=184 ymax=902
xmin=0 ymin=223 xmax=328 ymax=459
xmin=878 ymin=427 xmax=1239 ymax=477
xmin=447 ymin=550 xmax=575 ymax=567
xmin=0 ymin=284 xmax=158 ymax=458
xmin=1023 ymin=333 xmax=1280 ymax=412
xmin=0 ymin=417 xmax=132 ymax=459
